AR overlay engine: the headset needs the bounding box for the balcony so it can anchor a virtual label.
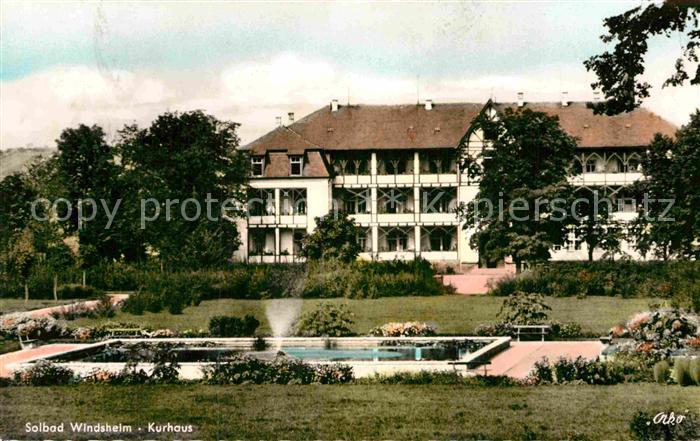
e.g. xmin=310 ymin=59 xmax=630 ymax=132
xmin=419 ymin=251 xmax=458 ymax=261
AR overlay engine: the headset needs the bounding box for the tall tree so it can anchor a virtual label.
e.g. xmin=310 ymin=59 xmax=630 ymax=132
xmin=55 ymin=124 xmax=126 ymax=262
xmin=460 ymin=107 xmax=578 ymax=272
xmin=0 ymin=173 xmax=37 ymax=251
xmin=630 ymin=110 xmax=700 ymax=259
xmin=118 ymin=111 xmax=248 ymax=269
xmin=573 ymin=188 xmax=624 ymax=261
xmin=585 ymin=2 xmax=699 ymax=115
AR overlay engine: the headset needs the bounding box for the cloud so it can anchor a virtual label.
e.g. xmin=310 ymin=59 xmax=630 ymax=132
xmin=1 ymin=53 xmax=697 ymax=150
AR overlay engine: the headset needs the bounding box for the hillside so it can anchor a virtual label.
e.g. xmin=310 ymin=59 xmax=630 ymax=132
xmin=0 ymin=147 xmax=55 ymax=179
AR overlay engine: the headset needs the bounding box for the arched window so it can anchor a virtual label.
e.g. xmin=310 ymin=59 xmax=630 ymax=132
xmin=606 ymin=155 xmax=623 ymax=173
xmin=625 ymin=154 xmax=642 ymax=173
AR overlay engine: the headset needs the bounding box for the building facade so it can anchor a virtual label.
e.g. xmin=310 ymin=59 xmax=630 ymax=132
xmin=234 ymin=99 xmax=677 ymax=265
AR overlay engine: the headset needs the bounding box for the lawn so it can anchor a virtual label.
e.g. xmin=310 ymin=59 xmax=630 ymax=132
xmin=0 ymin=298 xmax=76 ymax=314
xmin=70 ymin=296 xmax=653 ymax=335
xmin=0 ymin=383 xmax=697 ymax=439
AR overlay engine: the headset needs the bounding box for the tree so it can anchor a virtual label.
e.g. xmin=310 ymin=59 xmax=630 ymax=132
xmin=56 ymin=124 xmax=127 ymax=262
xmin=585 ymin=3 xmax=699 ymax=115
xmin=301 ymin=212 xmax=362 ymax=263
xmin=118 ymin=111 xmax=248 ymax=269
xmin=573 ymin=189 xmax=624 ymax=261
xmin=630 ymin=110 xmax=700 ymax=259
xmin=0 ymin=173 xmax=37 ymax=251
xmin=2 ymin=228 xmax=37 ymax=301
xmin=460 ymin=107 xmax=578 ymax=272
xmin=498 ymin=292 xmax=551 ymax=325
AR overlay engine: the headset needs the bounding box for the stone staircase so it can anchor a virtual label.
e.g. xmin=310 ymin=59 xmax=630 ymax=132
xmin=440 ymin=266 xmax=515 ymax=295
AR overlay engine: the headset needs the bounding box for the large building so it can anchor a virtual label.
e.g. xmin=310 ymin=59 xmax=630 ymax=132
xmin=234 ymin=98 xmax=677 ymax=266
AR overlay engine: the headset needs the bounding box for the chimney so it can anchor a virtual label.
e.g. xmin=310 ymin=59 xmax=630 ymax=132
xmin=424 ymin=99 xmax=433 ymax=110
xmin=288 ymin=112 xmax=295 ymax=124
xmin=593 ymin=91 xmax=600 ymax=103
xmin=517 ymin=92 xmax=524 ymax=107
xmin=331 ymin=99 xmax=339 ymax=112
xmin=561 ymin=91 xmax=569 ymax=107
xmin=275 ymin=116 xmax=282 ymax=127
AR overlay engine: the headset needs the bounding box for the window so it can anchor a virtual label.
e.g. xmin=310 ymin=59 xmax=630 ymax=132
xmin=293 ymin=231 xmax=304 ymax=255
xmin=249 ymin=230 xmax=267 ymax=255
xmin=378 ymin=188 xmax=412 ymax=214
xmin=248 ymin=189 xmax=275 ymax=216
xmin=386 ymin=229 xmax=408 ymax=251
xmin=281 ymin=189 xmax=306 ymax=215
xmin=251 ymin=157 xmax=265 ymax=176
xmin=422 ymin=187 xmax=457 ymax=213
xmin=585 ymin=159 xmax=597 ymax=173
xmin=290 ymin=156 xmax=303 ymax=176
xmin=422 ymin=226 xmax=456 ymax=251
xmin=356 ymin=228 xmax=371 ymax=252
xmin=334 ymin=188 xmax=370 ymax=214
xmin=625 ymin=156 xmax=642 ymax=173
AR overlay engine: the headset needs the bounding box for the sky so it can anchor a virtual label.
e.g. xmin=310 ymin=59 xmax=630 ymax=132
xmin=1 ymin=1 xmax=698 ymax=149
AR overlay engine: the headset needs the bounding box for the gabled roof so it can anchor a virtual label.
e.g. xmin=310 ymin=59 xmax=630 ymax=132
xmin=246 ymin=101 xmax=677 ymax=153
xmin=493 ymin=102 xmax=677 ymax=148
xmin=247 ymin=103 xmax=485 ymax=154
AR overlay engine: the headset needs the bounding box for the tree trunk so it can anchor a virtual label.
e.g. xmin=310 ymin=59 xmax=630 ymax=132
xmin=514 ymin=258 xmax=522 ymax=274
xmin=53 ymin=275 xmax=58 ymax=300
xmin=24 ymin=283 xmax=29 ymax=303
xmin=588 ymin=246 xmax=594 ymax=262
xmin=82 ymin=270 xmax=86 ymax=286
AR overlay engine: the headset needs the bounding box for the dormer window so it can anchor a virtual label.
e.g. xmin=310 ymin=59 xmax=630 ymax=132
xmin=290 ymin=155 xmax=303 ymax=176
xmin=251 ymin=157 xmax=265 ymax=177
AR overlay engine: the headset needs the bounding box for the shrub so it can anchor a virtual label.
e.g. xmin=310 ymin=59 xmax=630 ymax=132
xmin=689 ymin=358 xmax=700 ymax=385
xmin=209 ymin=315 xmax=260 ymax=337
xmin=549 ymin=322 xmax=584 ymax=339
xmin=201 ymin=355 xmax=354 ymax=385
xmin=474 ymin=322 xmax=514 ymax=337
xmin=369 ymin=322 xmax=436 ymax=337
xmin=529 ymin=356 xmax=625 ymax=385
xmin=0 ymin=313 xmax=68 ymax=339
xmin=56 ymin=284 xmax=103 ymax=300
xmin=653 ymin=360 xmax=671 ymax=384
xmin=498 ymin=292 xmax=551 ymax=325
xmin=630 ymin=410 xmax=699 ymax=440
xmin=296 ymin=303 xmax=354 ymax=337
xmin=362 ymin=371 xmax=520 ymax=386
xmin=14 ymin=361 xmax=75 ymax=386
xmin=672 ymin=358 xmax=696 ymax=386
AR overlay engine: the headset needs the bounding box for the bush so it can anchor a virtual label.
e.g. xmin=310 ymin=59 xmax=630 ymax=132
xmin=498 ymin=292 xmax=551 ymax=325
xmin=0 ymin=313 xmax=68 ymax=339
xmin=296 ymin=303 xmax=354 ymax=337
xmin=672 ymin=358 xmax=696 ymax=386
xmin=201 ymin=355 xmax=354 ymax=385
xmin=365 ymin=371 xmax=520 ymax=386
xmin=630 ymin=410 xmax=699 ymax=441
xmin=56 ymin=284 xmax=104 ymax=300
xmin=490 ymin=261 xmax=700 ymax=311
xmin=13 ymin=361 xmax=75 ymax=386
xmin=529 ymin=356 xmax=625 ymax=385
xmin=369 ymin=322 xmax=436 ymax=337
xmin=690 ymin=358 xmax=700 ymax=385
xmin=209 ymin=315 xmax=260 ymax=337
xmin=653 ymin=360 xmax=671 ymax=384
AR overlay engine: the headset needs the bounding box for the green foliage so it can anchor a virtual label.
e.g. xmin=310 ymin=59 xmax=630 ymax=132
xmin=364 ymin=371 xmax=520 ymax=386
xmin=629 ymin=410 xmax=699 ymax=441
xmin=301 ymin=212 xmax=362 ymax=262
xmin=585 ymin=4 xmax=699 ymax=115
xmin=489 ymin=261 xmax=700 ymax=311
xmin=14 ymin=361 xmax=75 ymax=386
xmin=653 ymin=360 xmax=671 ymax=384
xmin=498 ymin=292 xmax=551 ymax=325
xmin=201 ymin=355 xmax=353 ymax=385
xmin=672 ymin=358 xmax=697 ymax=387
xmin=630 ymin=112 xmax=700 ymax=260
xmin=460 ymin=107 xmax=577 ymax=271
xmin=56 ymin=284 xmax=103 ymax=299
xmin=118 ymin=111 xmax=248 ymax=269
xmin=529 ymin=356 xmax=625 ymax=385
xmin=296 ymin=303 xmax=354 ymax=337
xmin=209 ymin=315 xmax=260 ymax=337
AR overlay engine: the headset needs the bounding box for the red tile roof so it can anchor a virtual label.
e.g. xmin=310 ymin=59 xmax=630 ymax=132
xmin=247 ymin=102 xmax=676 ymax=153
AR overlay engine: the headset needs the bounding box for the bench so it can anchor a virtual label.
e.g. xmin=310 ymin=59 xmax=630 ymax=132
xmin=18 ymin=335 xmax=38 ymax=349
xmin=513 ymin=325 xmax=551 ymax=342
xmin=106 ymin=328 xmax=143 ymax=338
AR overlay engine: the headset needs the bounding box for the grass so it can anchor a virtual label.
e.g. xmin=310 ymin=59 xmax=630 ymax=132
xmin=0 ymin=383 xmax=697 ymax=439
xmin=69 ymin=295 xmax=653 ymax=335
xmin=0 ymin=298 xmax=77 ymax=314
